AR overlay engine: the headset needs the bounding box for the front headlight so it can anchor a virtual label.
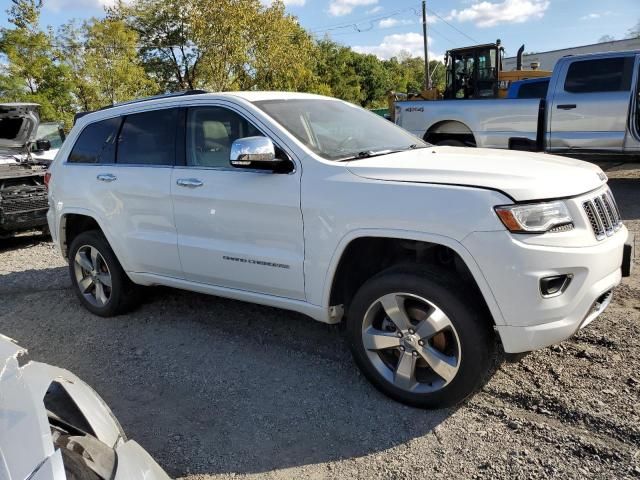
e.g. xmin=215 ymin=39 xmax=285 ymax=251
xmin=495 ymin=201 xmax=573 ymax=234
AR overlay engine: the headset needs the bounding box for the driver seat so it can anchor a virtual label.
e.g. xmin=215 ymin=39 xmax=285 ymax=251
xmin=193 ymin=120 xmax=231 ymax=167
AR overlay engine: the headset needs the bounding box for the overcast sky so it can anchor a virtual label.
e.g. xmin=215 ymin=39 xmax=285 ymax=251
xmin=2 ymin=0 xmax=638 ymax=60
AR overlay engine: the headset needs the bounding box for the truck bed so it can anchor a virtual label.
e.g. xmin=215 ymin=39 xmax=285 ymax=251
xmin=396 ymin=98 xmax=541 ymax=149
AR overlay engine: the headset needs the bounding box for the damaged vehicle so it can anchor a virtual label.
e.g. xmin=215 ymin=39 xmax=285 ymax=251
xmin=0 ymin=334 xmax=171 ymax=480
xmin=0 ymin=103 xmax=53 ymax=239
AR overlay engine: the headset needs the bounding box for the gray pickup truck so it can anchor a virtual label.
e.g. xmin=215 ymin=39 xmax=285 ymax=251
xmin=395 ymin=51 xmax=640 ymax=160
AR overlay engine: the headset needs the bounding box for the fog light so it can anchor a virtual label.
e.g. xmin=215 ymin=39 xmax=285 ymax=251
xmin=540 ymin=274 xmax=573 ymax=298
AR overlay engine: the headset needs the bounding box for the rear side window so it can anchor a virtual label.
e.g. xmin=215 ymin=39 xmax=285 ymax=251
xmin=564 ymin=57 xmax=633 ymax=93
xmin=117 ymin=109 xmax=177 ymax=166
xmin=68 ymin=117 xmax=121 ymax=164
xmin=517 ymin=80 xmax=549 ymax=99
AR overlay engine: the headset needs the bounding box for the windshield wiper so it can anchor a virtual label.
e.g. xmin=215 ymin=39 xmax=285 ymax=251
xmin=337 ymin=144 xmax=426 ymax=162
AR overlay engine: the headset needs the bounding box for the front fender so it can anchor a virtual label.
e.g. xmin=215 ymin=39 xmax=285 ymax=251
xmin=321 ymin=228 xmax=506 ymax=326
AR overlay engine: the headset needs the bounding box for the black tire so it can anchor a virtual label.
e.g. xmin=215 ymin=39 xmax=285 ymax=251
xmin=436 ymin=139 xmax=466 ymax=147
xmin=346 ymin=265 xmax=496 ymax=409
xmin=68 ymin=230 xmax=139 ymax=316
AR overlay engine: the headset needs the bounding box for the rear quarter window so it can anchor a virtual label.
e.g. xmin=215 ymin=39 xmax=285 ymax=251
xmin=68 ymin=117 xmax=121 ymax=164
xmin=516 ymin=80 xmax=549 ymax=99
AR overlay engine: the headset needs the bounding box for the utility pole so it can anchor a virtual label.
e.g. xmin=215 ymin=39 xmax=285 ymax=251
xmin=422 ymin=0 xmax=431 ymax=89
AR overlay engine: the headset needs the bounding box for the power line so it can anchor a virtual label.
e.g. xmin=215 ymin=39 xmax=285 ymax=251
xmin=426 ymin=8 xmax=479 ymax=44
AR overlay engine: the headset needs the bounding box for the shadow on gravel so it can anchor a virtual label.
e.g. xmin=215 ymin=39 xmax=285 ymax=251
xmin=0 ymin=266 xmax=68 ymax=295
xmin=0 ymin=280 xmax=455 ymax=477
xmin=0 ymin=232 xmax=50 ymax=253
xmin=609 ymin=178 xmax=640 ymax=221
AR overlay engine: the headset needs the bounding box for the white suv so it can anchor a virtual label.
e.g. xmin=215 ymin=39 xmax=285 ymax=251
xmin=47 ymin=91 xmax=633 ymax=408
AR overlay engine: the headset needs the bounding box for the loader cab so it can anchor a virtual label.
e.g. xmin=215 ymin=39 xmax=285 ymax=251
xmin=445 ymin=43 xmax=501 ymax=100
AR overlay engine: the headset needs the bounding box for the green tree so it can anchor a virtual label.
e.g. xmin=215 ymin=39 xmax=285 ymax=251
xmin=114 ymin=0 xmax=316 ymax=92
xmin=352 ymin=53 xmax=388 ymax=107
xmin=0 ymin=0 xmax=75 ymax=125
xmin=312 ymin=39 xmax=361 ymax=103
xmin=80 ymin=18 xmax=157 ymax=108
xmin=111 ymin=0 xmax=200 ymax=91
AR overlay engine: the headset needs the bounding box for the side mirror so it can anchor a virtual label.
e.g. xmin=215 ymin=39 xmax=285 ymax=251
xmin=35 ymin=139 xmax=51 ymax=152
xmin=230 ymin=136 xmax=283 ymax=171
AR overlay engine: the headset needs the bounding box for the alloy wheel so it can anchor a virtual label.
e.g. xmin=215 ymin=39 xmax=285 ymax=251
xmin=361 ymin=292 xmax=461 ymax=393
xmin=73 ymin=245 xmax=112 ymax=307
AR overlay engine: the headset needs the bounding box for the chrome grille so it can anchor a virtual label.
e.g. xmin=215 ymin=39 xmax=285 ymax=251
xmin=582 ymin=189 xmax=622 ymax=240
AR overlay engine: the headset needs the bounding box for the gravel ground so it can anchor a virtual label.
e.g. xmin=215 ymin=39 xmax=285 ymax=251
xmin=0 ymin=164 xmax=639 ymax=480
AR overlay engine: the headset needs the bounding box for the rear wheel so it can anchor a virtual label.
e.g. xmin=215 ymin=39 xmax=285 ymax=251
xmin=346 ymin=266 xmax=495 ymax=408
xmin=68 ymin=230 xmax=139 ymax=316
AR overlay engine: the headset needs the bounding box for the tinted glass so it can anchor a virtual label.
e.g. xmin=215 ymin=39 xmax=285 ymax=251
xmin=564 ymin=57 xmax=633 ymax=93
xmin=68 ymin=117 xmax=120 ymax=164
xmin=186 ymin=107 xmax=263 ymax=168
xmin=255 ymin=99 xmax=426 ymax=161
xmin=517 ymin=79 xmax=549 ymax=99
xmin=117 ymin=109 xmax=177 ymax=166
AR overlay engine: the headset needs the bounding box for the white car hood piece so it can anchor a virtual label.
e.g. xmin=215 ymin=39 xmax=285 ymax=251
xmin=0 ymin=335 xmax=171 ymax=480
xmin=345 ymin=146 xmax=606 ymax=201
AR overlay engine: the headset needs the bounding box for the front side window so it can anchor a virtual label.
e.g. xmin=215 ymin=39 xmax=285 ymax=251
xmin=117 ymin=109 xmax=177 ymax=166
xmin=186 ymin=107 xmax=263 ymax=168
xmin=254 ymin=99 xmax=425 ymax=161
xmin=68 ymin=117 xmax=121 ymax=164
xmin=564 ymin=57 xmax=633 ymax=94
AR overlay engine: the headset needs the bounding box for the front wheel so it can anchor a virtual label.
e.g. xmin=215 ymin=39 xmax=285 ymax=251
xmin=346 ymin=267 xmax=495 ymax=408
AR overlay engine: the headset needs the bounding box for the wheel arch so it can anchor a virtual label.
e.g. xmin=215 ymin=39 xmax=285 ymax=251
xmin=424 ymin=120 xmax=476 ymax=146
xmin=323 ymin=229 xmax=505 ymax=327
xmin=58 ymin=209 xmax=129 ymax=271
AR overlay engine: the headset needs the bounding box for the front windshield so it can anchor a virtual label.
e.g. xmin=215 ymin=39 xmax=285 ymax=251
xmin=254 ymin=98 xmax=427 ymax=161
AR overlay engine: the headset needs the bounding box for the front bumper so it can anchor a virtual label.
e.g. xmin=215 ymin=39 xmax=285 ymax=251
xmin=463 ymin=227 xmax=628 ymax=353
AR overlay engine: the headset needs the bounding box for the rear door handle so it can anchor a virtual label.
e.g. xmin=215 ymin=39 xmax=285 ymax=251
xmin=176 ymin=178 xmax=204 ymax=188
xmin=557 ymin=104 xmax=577 ymax=110
xmin=97 ymin=173 xmax=117 ymax=182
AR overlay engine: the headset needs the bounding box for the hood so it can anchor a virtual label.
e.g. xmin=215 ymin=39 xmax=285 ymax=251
xmin=0 ymin=103 xmax=40 ymax=153
xmin=345 ymin=146 xmax=606 ymax=201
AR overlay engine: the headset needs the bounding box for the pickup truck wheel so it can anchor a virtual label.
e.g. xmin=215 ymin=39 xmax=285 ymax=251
xmin=436 ymin=139 xmax=466 ymax=147
xmin=68 ymin=230 xmax=138 ymax=317
xmin=347 ymin=268 xmax=494 ymax=408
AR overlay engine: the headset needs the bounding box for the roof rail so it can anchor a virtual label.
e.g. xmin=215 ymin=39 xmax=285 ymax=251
xmin=73 ymin=90 xmax=208 ymax=125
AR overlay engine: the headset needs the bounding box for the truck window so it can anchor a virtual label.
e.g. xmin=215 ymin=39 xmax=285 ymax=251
xmin=564 ymin=57 xmax=634 ymax=94
xmin=68 ymin=117 xmax=121 ymax=164
xmin=517 ymin=80 xmax=549 ymax=99
xmin=117 ymin=109 xmax=177 ymax=166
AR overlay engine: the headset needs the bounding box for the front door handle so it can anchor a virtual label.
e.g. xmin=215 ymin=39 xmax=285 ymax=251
xmin=97 ymin=173 xmax=117 ymax=182
xmin=176 ymin=178 xmax=204 ymax=188
xmin=557 ymin=104 xmax=577 ymax=110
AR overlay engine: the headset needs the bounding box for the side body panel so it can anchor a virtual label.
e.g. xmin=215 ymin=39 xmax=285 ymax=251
xmin=171 ymin=166 xmax=305 ymax=300
xmin=170 ymin=101 xmax=306 ymax=300
xmin=52 ymin=163 xmax=181 ymax=277
xmin=547 ymin=54 xmax=636 ymax=152
xmin=395 ymin=98 xmax=540 ymax=148
xmin=297 ymin=156 xmax=511 ymax=326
